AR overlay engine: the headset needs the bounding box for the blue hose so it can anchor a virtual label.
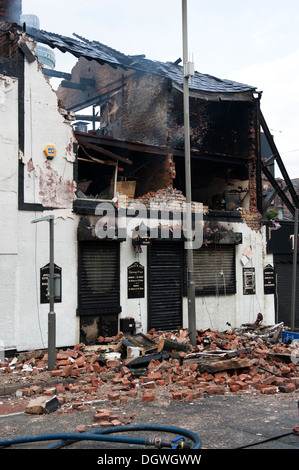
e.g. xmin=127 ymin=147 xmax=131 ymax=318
xmin=0 ymin=424 xmax=201 ymax=449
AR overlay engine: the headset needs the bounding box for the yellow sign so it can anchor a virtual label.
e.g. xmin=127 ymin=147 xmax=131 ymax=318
xmin=43 ymin=145 xmax=56 ymax=160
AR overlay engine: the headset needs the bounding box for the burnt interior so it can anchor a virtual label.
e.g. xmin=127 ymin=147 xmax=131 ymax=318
xmin=55 ymin=56 xmax=255 ymax=211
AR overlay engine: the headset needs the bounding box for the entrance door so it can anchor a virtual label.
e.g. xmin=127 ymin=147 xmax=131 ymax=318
xmin=148 ymin=242 xmax=183 ymax=331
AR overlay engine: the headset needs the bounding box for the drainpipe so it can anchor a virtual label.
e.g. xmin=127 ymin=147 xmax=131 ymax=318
xmin=182 ymin=0 xmax=196 ymax=345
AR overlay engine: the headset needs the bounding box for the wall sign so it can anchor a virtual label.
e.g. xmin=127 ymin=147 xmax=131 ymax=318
xmin=40 ymin=263 xmax=62 ymax=303
xmin=243 ymin=267 xmax=255 ymax=295
xmin=128 ymin=262 xmax=144 ymax=298
xmin=264 ymin=264 xmax=276 ymax=295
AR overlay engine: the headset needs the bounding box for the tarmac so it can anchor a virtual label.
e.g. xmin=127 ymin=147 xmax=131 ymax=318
xmin=0 ymin=383 xmax=298 ymax=451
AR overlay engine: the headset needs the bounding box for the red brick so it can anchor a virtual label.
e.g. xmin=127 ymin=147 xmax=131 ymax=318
xmin=94 ymin=412 xmax=112 ymax=422
xmin=171 ymin=392 xmax=183 ymax=400
xmin=76 ymin=425 xmax=87 ymax=433
xmin=107 ymin=392 xmax=120 ymax=401
xmin=50 ymin=369 xmax=63 ymax=377
xmin=156 ymin=380 xmax=165 ymax=386
xmin=230 ymin=384 xmax=240 ymax=392
xmin=260 ymin=385 xmax=277 ymax=394
xmin=142 ymin=392 xmax=155 ymax=402
xmin=106 ymin=359 xmax=121 ymax=368
xmin=278 ymin=383 xmax=296 ymax=393
xmin=206 ymin=386 xmax=225 ymax=395
xmin=143 ymin=381 xmax=156 ymax=389
xmin=61 ymin=364 xmax=73 ymax=377
xmin=147 ymin=372 xmax=162 ymax=381
xmin=75 ymin=356 xmax=86 ymax=367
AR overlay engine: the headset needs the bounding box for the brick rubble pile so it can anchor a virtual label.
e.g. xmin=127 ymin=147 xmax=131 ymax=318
xmin=0 ymin=323 xmax=298 ymax=427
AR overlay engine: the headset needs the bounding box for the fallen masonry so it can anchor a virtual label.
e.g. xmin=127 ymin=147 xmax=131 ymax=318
xmin=0 ymin=323 xmax=298 ymax=425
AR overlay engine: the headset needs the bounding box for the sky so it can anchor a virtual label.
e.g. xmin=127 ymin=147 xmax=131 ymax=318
xmin=22 ymin=0 xmax=299 ymax=179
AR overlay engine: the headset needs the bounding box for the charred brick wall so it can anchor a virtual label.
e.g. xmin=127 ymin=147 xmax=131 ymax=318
xmin=0 ymin=21 xmax=19 ymax=60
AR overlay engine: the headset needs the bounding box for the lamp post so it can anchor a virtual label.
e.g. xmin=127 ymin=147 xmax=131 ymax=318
xmin=31 ymin=215 xmax=56 ymax=370
xmin=182 ymin=0 xmax=196 ymax=345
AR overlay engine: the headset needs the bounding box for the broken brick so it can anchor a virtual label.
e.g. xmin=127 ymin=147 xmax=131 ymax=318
xmin=142 ymin=392 xmax=155 ymax=402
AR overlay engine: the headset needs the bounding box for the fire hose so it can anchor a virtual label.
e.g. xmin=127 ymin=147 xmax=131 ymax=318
xmin=0 ymin=424 xmax=201 ymax=449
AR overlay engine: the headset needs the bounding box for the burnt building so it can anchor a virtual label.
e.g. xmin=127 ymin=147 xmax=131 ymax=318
xmin=1 ymin=2 xmax=297 ymax=354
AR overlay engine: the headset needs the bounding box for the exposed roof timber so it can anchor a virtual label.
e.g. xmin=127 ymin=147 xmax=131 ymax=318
xmin=25 ymin=26 xmax=256 ymax=99
xmin=75 ymin=135 xmax=133 ymax=165
xmin=74 ymin=132 xmax=247 ymax=165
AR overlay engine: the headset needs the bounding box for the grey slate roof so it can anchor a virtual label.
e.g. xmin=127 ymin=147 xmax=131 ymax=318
xmin=25 ymin=26 xmax=256 ymax=96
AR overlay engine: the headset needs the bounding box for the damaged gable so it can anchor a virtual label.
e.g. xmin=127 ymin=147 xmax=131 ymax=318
xmin=24 ymin=26 xmax=261 ymax=223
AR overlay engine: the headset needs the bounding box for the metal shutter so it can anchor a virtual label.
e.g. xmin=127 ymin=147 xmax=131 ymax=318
xmin=78 ymin=241 xmax=120 ymax=316
xmin=274 ymin=254 xmax=299 ymax=329
xmin=191 ymin=244 xmax=236 ymax=295
xmin=148 ymin=242 xmax=183 ymax=331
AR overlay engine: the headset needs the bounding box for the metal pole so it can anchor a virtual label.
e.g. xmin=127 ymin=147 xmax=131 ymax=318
xmin=291 ymin=207 xmax=298 ymax=331
xmin=31 ymin=215 xmax=56 ymax=371
xmin=182 ymin=0 xmax=196 ymax=345
xmin=48 ymin=216 xmax=56 ymax=370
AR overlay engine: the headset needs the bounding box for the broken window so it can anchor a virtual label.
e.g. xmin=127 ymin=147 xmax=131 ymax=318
xmin=185 ymin=244 xmax=236 ymax=296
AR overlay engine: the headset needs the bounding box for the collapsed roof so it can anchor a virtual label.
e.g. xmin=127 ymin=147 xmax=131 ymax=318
xmin=25 ymin=26 xmax=256 ymax=101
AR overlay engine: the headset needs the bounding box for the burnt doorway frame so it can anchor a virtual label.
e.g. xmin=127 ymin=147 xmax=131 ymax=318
xmin=147 ymin=241 xmax=183 ymax=332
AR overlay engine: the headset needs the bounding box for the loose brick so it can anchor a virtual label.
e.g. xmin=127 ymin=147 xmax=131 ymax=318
xmin=142 ymin=392 xmax=155 ymax=402
xmin=107 ymin=392 xmax=120 ymax=401
xmin=206 ymin=386 xmax=225 ymax=395
xmin=278 ymin=383 xmax=296 ymax=393
xmin=260 ymin=385 xmax=277 ymax=394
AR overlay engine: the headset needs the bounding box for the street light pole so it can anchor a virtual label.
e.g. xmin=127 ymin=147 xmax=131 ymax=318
xmin=182 ymin=0 xmax=196 ymax=346
xmin=31 ymin=215 xmax=56 ymax=370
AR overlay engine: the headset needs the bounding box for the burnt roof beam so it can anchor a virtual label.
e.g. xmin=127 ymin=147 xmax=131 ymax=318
xmin=76 ymin=139 xmax=133 ymax=165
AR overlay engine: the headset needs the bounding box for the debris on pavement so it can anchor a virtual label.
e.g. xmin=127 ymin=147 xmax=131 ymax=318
xmin=0 ymin=322 xmax=298 ymax=424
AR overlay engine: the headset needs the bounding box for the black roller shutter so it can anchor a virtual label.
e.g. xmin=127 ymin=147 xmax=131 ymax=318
xmin=274 ymin=254 xmax=299 ymax=329
xmin=78 ymin=241 xmax=120 ymax=316
xmin=148 ymin=242 xmax=183 ymax=331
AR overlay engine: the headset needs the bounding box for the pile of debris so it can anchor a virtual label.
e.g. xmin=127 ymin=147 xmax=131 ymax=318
xmin=0 ymin=321 xmax=298 ymax=422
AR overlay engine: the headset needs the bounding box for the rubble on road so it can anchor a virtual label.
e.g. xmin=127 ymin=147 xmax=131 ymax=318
xmin=0 ymin=322 xmax=298 ymax=423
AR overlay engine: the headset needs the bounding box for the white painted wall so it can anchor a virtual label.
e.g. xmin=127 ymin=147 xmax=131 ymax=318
xmin=182 ymin=224 xmax=275 ymax=332
xmin=119 ymin=238 xmax=148 ymax=334
xmin=118 ymin=215 xmax=275 ymax=335
xmin=23 ymin=56 xmax=76 ymax=208
xmin=0 ymin=54 xmax=80 ymax=352
xmin=16 ymin=210 xmax=79 ymax=351
xmin=0 ymin=75 xmax=19 ymax=351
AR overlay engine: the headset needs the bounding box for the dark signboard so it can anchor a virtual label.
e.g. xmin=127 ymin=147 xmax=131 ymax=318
xmin=128 ymin=262 xmax=144 ymax=298
xmin=243 ymin=267 xmax=255 ymax=295
xmin=40 ymin=264 xmax=62 ymax=304
xmin=267 ymin=223 xmax=299 ymax=254
xmin=264 ymin=264 xmax=276 ymax=295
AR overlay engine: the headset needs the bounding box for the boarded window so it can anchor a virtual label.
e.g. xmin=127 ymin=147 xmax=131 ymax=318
xmin=185 ymin=245 xmax=236 ymax=296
